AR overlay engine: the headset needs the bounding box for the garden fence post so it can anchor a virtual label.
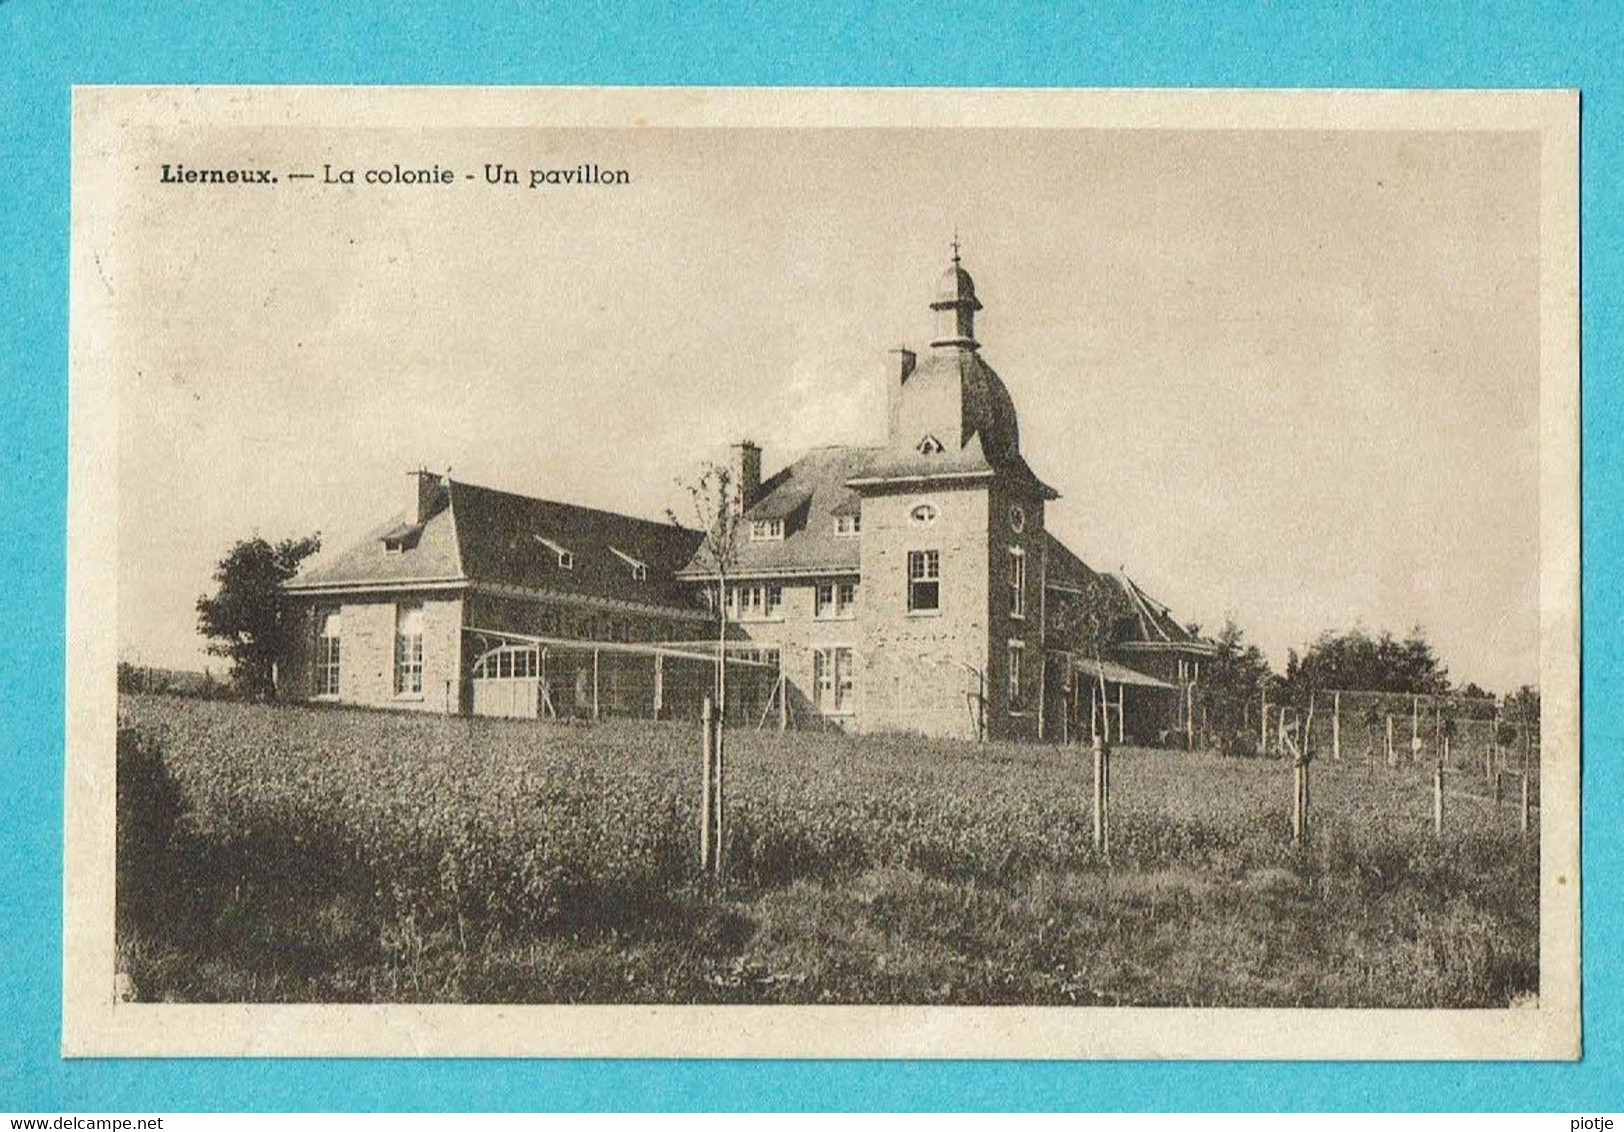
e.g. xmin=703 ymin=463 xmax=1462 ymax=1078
xmin=1493 ymin=769 xmax=1503 ymax=805
xmin=1259 ymin=689 xmax=1268 ymax=754
xmin=1520 ymin=773 xmax=1531 ymax=837
xmin=1385 ymin=715 xmax=1395 ymax=767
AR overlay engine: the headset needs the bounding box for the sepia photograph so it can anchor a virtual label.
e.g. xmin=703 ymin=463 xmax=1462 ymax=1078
xmin=64 ymin=86 xmax=1579 ymax=1059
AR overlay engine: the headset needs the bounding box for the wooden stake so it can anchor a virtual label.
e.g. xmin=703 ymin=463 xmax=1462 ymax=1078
xmin=1433 ymin=763 xmax=1444 ymax=838
xmin=1520 ymin=773 xmax=1531 ymax=837
xmin=700 ymin=696 xmax=715 ymax=871
xmin=1385 ymin=714 xmax=1395 ymax=767
xmin=1493 ymin=769 xmax=1503 ymax=804
xmin=714 ymin=717 xmax=727 ymax=882
xmin=1260 ymin=689 xmax=1268 ymax=753
xmin=1117 ymin=682 xmax=1125 ymax=745
xmin=1092 ymin=734 xmax=1108 ymax=855
xmin=1332 ymin=691 xmax=1341 ymax=761
xmin=1292 ymin=756 xmax=1308 ymax=845
xmin=592 ymin=648 xmax=601 ymax=721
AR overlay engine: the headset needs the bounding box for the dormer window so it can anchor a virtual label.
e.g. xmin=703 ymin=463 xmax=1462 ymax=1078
xmin=833 ymin=513 xmax=861 ymax=537
xmin=750 ymin=518 xmax=785 ymax=542
xmin=535 ymin=536 xmax=574 ymax=569
xmin=917 ymin=434 xmax=944 ymax=455
xmin=610 ymin=546 xmax=648 ymax=581
xmin=379 ymin=522 xmax=423 ymax=554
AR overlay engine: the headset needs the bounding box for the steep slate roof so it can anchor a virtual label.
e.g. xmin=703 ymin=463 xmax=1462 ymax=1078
xmin=1111 ymin=570 xmax=1208 ymax=647
xmin=287 ymin=482 xmax=463 ymax=589
xmin=680 ymin=446 xmax=877 ymax=578
xmin=1042 ymin=531 xmax=1212 ymax=652
xmin=287 ymin=478 xmax=705 ymax=614
xmin=851 ymin=350 xmax=1057 ymax=498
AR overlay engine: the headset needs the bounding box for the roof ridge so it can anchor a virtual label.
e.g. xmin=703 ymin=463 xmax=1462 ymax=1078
xmin=449 ymin=478 xmax=693 ymax=533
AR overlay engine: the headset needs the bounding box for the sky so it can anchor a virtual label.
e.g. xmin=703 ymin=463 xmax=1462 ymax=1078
xmin=106 ymin=122 xmax=1542 ymax=692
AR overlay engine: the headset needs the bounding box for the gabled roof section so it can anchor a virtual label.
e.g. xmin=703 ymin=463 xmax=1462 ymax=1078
xmin=1113 ymin=570 xmax=1206 ymax=647
xmin=287 ymin=495 xmax=462 ymax=590
xmin=287 ymin=477 xmax=705 ymax=613
xmin=1042 ymin=531 xmax=1214 ymax=654
xmin=681 ymin=446 xmax=878 ymax=578
xmin=449 ymin=480 xmax=703 ymax=608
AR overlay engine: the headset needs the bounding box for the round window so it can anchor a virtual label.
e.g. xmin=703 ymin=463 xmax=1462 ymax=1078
xmin=909 ymin=502 xmax=938 ymax=525
xmin=1009 ymin=504 xmax=1026 ymax=533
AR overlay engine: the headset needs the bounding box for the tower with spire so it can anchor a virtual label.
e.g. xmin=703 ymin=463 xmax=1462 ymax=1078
xmin=929 ymin=238 xmax=982 ymax=351
xmin=845 ymin=243 xmax=1059 ymax=741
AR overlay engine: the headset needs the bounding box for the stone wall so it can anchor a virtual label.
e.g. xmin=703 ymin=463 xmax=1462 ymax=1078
xmin=281 ymin=591 xmax=463 ymax=713
xmin=856 ymin=485 xmax=990 ymax=739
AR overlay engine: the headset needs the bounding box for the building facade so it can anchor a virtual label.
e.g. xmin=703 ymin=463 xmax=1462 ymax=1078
xmin=281 ymin=253 xmax=1215 ymax=742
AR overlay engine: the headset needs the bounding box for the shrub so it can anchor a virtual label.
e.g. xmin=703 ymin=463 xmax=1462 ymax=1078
xmin=115 ymin=726 xmax=191 ymax=933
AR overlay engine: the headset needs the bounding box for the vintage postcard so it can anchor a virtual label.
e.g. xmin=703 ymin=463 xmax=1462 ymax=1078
xmin=64 ymin=86 xmax=1579 ymax=1059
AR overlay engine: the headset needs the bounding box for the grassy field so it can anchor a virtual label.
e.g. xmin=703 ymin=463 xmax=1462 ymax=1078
xmin=116 ymin=692 xmax=1539 ymax=1007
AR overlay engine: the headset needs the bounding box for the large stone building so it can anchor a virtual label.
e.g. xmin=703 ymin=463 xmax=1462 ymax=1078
xmin=281 ymin=252 xmax=1215 ymax=742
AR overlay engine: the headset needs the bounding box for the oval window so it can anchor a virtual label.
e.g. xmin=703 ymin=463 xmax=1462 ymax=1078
xmin=1009 ymin=504 xmax=1026 ymax=533
xmin=909 ymin=503 xmax=938 ymax=525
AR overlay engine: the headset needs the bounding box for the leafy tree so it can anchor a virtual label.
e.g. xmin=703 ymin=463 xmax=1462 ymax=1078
xmin=1501 ymin=684 xmax=1541 ymax=747
xmin=1203 ymin=618 xmax=1277 ymax=753
xmin=668 ymin=461 xmax=745 ymax=714
xmin=1284 ymin=624 xmax=1451 ymax=697
xmin=195 ymin=533 xmax=322 ymax=699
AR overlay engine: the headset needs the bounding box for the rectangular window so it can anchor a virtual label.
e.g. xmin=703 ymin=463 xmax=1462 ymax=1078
xmin=815 ymin=580 xmax=859 ymax=619
xmin=834 ymin=513 xmax=861 ymax=537
xmin=749 ymin=518 xmax=785 ymax=541
xmin=394 ymin=604 xmax=424 ymax=695
xmin=1009 ymin=547 xmax=1027 ymax=619
xmin=731 ymin=583 xmax=782 ymax=621
xmin=908 ymin=550 xmax=940 ymax=612
xmin=315 ymin=609 xmax=342 ymax=696
xmin=813 ymin=647 xmax=856 ymax=715
xmin=1008 ymin=640 xmax=1026 ymax=709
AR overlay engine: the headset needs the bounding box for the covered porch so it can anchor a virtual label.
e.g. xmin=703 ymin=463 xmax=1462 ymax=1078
xmin=1041 ymin=653 xmax=1176 ymax=745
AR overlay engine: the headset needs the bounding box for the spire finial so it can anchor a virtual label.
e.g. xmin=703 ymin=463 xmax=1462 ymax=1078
xmin=951 ymin=231 xmax=961 ymax=265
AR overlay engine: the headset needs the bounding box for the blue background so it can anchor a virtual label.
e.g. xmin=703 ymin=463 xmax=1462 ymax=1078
xmin=1 ymin=0 xmax=1617 ymax=1111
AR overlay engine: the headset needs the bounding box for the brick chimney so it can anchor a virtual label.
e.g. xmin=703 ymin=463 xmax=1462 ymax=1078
xmin=405 ymin=468 xmax=443 ymax=525
xmin=731 ymin=441 xmax=762 ymax=513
